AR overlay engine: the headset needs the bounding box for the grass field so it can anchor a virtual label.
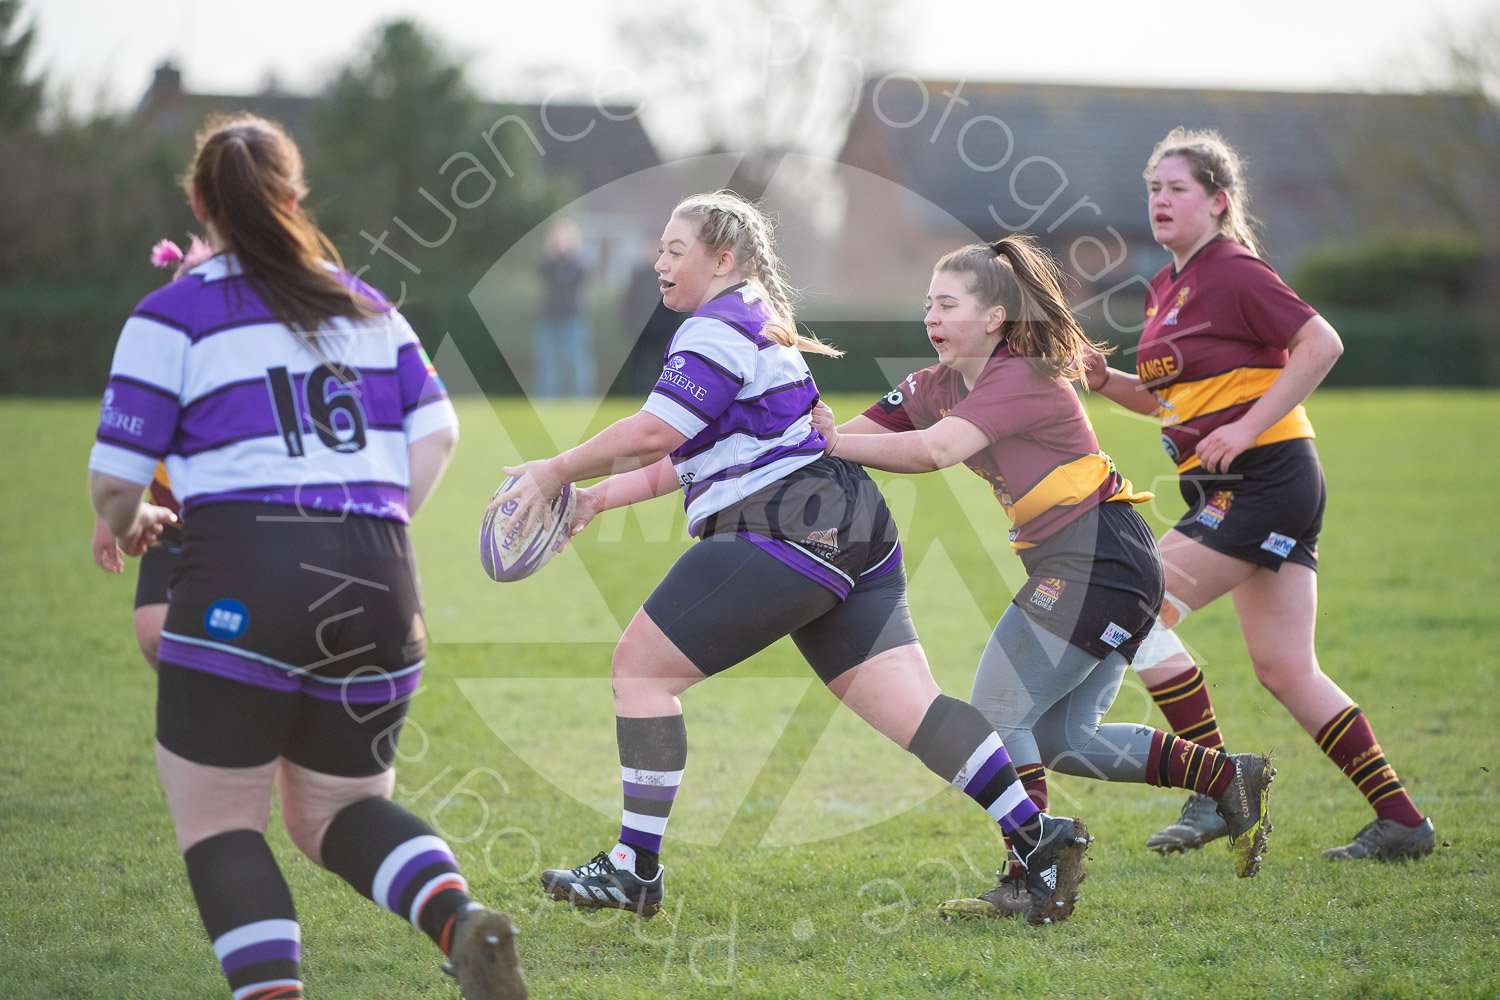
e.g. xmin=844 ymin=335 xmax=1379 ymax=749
xmin=3 ymin=390 xmax=1498 ymax=999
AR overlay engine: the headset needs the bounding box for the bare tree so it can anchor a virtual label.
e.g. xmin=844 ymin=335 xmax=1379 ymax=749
xmin=615 ymin=0 xmax=905 ymax=194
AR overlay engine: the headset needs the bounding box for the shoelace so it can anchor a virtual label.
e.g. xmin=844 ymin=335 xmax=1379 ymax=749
xmin=573 ymin=851 xmax=617 ymax=877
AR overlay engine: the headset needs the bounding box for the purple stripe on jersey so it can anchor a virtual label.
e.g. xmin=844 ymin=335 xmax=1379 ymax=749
xmin=674 ymin=425 xmax=797 ymax=461
xmin=157 ymin=637 xmax=301 ymax=693
xmin=623 ymin=780 xmax=679 ymax=802
xmin=673 ymin=348 xmax=744 ymax=385
xmin=964 ymin=745 xmax=1013 ymax=797
xmin=221 ymin=938 xmax=301 ymax=976
xmin=648 ymin=383 xmax=713 ymax=425
xmin=385 ymin=849 xmax=453 ymax=911
xmin=301 ymin=668 xmax=423 ymax=705
xmin=178 ymin=369 xmax=410 ymax=458
xmin=176 ymin=380 xmax=279 ymax=456
xmin=681 ymin=439 xmax=826 ymax=503
xmin=675 ymin=381 xmax=820 ymax=458
xmin=98 ymin=377 xmax=180 ymax=456
xmin=181 ymin=483 xmax=409 ymax=523
xmin=741 ymin=376 xmax=814 ymax=404
xmin=738 ymin=531 xmax=852 ymax=599
xmin=655 ymin=353 xmax=742 ymax=418
xmin=395 ymin=342 xmax=449 ymax=414
xmin=698 ymin=286 xmax=773 ymax=346
xmin=338 ymin=269 xmax=393 ymax=312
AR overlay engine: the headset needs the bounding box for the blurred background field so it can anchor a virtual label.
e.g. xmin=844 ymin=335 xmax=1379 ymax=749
xmin=3 ymin=391 xmax=1497 ymax=999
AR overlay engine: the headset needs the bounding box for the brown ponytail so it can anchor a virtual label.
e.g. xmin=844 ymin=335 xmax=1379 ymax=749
xmin=934 ymin=235 xmax=1109 ymax=382
xmin=184 ymin=113 xmax=381 ymax=336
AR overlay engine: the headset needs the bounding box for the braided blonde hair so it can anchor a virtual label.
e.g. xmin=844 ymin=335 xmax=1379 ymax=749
xmin=670 ymin=190 xmax=842 ymax=357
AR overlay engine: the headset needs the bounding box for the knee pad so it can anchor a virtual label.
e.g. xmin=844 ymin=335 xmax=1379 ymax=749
xmin=1130 ymin=593 xmax=1192 ymax=673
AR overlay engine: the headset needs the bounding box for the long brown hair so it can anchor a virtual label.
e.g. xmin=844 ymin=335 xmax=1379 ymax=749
xmin=183 ymin=113 xmax=381 ymax=334
xmin=934 ymin=235 xmax=1109 ymax=382
xmin=1144 ymin=127 xmax=1262 ymax=256
xmin=670 ymin=190 xmax=842 ymax=358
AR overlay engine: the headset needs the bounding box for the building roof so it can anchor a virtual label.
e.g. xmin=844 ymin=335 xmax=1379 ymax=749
xmin=135 ymin=62 xmax=661 ymax=192
xmin=836 ymin=76 xmax=1478 ymax=270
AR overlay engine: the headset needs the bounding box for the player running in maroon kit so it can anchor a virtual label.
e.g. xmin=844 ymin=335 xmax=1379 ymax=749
xmin=816 ymin=235 xmax=1274 ymax=917
xmin=89 ymin=113 xmax=526 ymax=999
xmin=495 ymin=191 xmax=1091 ymax=927
xmin=1086 ymin=127 xmax=1433 ymax=862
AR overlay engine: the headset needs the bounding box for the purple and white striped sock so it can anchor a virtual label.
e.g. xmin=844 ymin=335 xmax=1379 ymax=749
xmin=616 ymin=714 xmax=688 ymax=875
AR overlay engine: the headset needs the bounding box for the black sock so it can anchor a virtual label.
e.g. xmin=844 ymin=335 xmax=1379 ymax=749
xmin=321 ymin=796 xmax=472 ymax=955
xmin=183 ymin=829 xmax=303 ymax=999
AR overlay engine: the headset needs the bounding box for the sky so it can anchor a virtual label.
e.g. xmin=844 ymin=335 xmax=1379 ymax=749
xmin=26 ymin=0 xmax=1497 ymax=115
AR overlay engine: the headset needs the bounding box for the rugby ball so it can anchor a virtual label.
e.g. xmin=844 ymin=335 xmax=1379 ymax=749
xmin=479 ymin=476 xmax=577 ymax=582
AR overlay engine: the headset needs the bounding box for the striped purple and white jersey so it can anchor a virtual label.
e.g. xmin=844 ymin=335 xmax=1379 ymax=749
xmin=88 ymin=255 xmax=456 ymax=523
xmin=641 ymin=283 xmax=826 ymax=534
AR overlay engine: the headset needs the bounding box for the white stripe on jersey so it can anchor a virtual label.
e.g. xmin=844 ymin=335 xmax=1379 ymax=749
xmin=164 ymin=426 xmax=410 ymax=500
xmin=106 ymin=315 xmax=188 ymax=393
xmin=641 ymin=288 xmax=820 ymax=529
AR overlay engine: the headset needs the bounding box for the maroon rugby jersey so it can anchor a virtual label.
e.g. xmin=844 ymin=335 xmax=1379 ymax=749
xmin=1136 ymin=238 xmax=1318 ymax=470
xmin=863 ymin=345 xmax=1149 ymax=549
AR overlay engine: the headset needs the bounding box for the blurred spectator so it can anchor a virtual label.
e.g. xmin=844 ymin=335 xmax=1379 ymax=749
xmin=533 ymin=218 xmax=593 ymax=398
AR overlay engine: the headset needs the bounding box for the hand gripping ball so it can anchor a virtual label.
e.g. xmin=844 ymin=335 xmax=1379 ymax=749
xmin=479 ymin=476 xmax=577 ymax=582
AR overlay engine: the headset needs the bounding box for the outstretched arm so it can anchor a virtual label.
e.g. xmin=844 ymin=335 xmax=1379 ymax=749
xmin=568 ymin=456 xmax=681 ymax=536
xmin=490 ymin=410 xmax=687 ymax=533
xmin=829 ymin=414 xmax=989 ymax=474
xmin=1082 ymin=348 xmax=1161 ymax=416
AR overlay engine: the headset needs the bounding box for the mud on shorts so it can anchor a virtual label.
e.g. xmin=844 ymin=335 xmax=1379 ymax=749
xmin=155 ymin=503 xmax=426 ymax=777
xmin=1173 ymin=437 xmax=1325 ymax=572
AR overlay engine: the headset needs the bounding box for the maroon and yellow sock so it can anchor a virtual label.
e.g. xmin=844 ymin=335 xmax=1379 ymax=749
xmin=1002 ymin=763 xmax=1050 ymax=879
xmin=1316 ymin=704 xmax=1424 ymax=827
xmin=1015 ymin=762 xmax=1048 ymax=811
xmin=1146 ymin=730 xmax=1234 ymax=797
xmin=1145 ymin=665 xmax=1227 ymax=752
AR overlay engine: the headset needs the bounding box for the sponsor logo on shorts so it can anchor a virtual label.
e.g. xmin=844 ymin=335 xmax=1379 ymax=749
xmin=1029 ymin=577 xmax=1065 ymax=612
xmin=802 ymin=527 xmax=840 ymax=556
xmin=1260 ymin=532 xmax=1296 ymax=559
xmin=1100 ymin=622 xmax=1132 ymax=648
xmin=1196 ymin=489 xmax=1233 ymax=530
xmin=204 ymin=598 xmax=249 ymax=642
xmin=670 ymin=354 xmax=686 ymax=370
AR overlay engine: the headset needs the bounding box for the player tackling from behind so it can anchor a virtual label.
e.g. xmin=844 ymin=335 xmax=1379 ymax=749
xmin=817 ymin=235 xmax=1274 ymax=917
xmin=493 ymin=190 xmax=1090 ymax=926
xmin=1087 ymin=127 xmax=1433 ymax=862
